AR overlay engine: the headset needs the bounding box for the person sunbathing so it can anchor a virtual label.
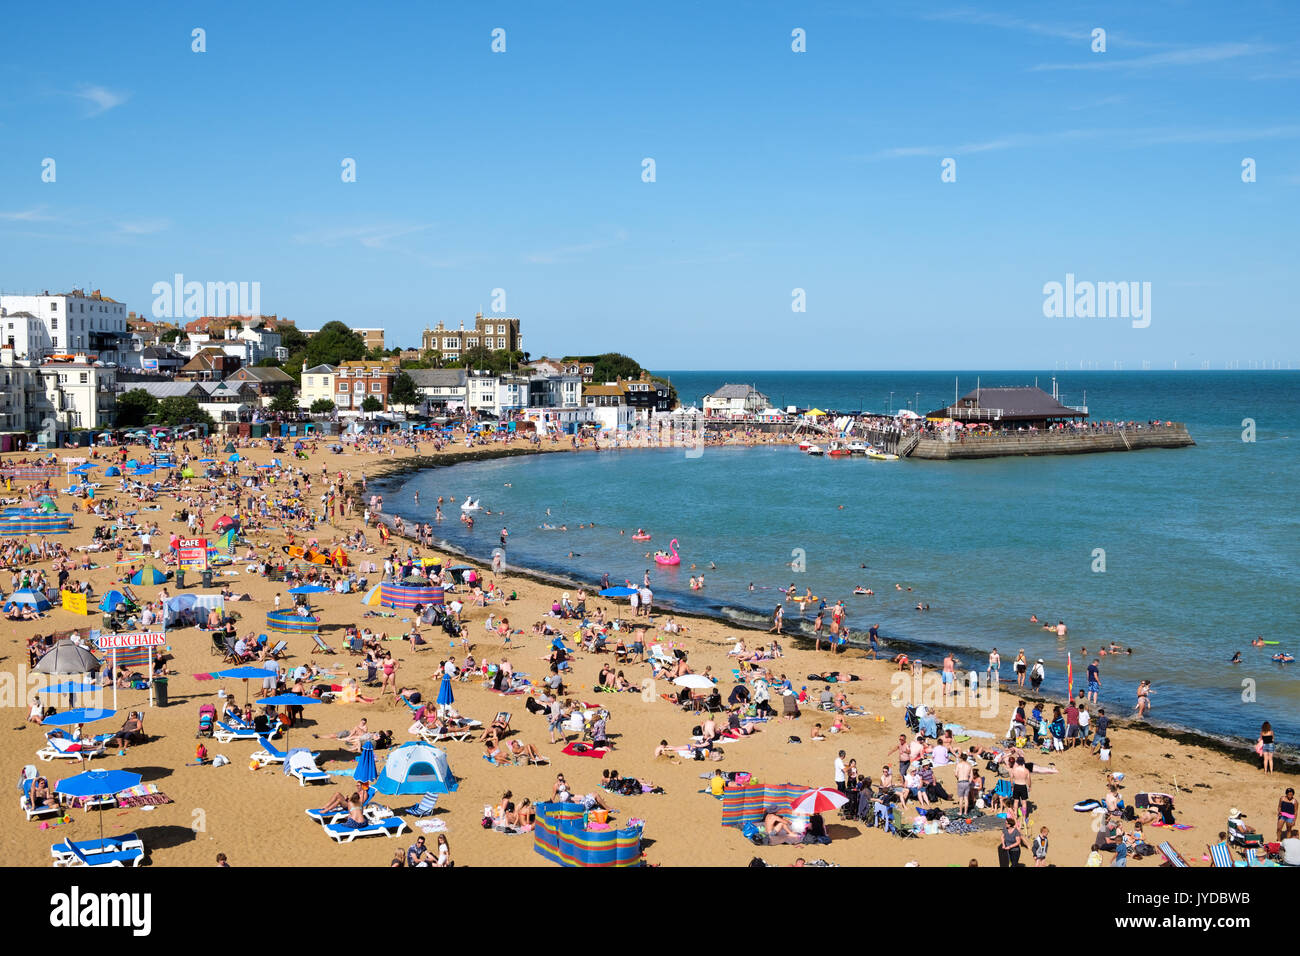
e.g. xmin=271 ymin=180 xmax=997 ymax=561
xmin=29 ymin=775 xmax=54 ymax=808
xmin=106 ymin=712 xmax=145 ymax=750
xmin=505 ymin=739 xmax=541 ymax=763
xmin=319 ymin=789 xmax=361 ymax=814
xmin=764 ymin=811 xmax=796 ymax=839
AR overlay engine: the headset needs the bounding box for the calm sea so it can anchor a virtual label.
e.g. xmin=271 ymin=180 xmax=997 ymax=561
xmin=382 ymin=371 xmax=1300 ymax=749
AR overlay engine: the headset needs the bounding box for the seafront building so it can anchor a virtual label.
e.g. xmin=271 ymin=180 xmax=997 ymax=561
xmin=0 ymin=288 xmax=131 ymax=365
xmin=420 ymin=313 xmax=521 ymax=361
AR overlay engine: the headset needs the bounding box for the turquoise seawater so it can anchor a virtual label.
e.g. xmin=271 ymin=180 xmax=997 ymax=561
xmin=384 ymin=371 xmax=1300 ymax=748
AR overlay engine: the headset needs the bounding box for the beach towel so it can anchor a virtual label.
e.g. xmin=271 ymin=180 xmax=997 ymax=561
xmin=562 ymin=742 xmax=608 ymax=759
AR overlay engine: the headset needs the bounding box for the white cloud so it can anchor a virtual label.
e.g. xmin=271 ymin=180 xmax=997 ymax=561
xmin=116 ymin=219 xmax=170 ymax=235
xmin=0 ymin=207 xmax=57 ymax=222
xmin=1031 ymin=42 xmax=1266 ymax=72
xmin=525 ymin=229 xmax=628 ymax=265
xmin=73 ymin=84 xmax=128 ymax=116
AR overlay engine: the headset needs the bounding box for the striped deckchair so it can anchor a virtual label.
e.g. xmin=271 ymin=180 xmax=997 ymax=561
xmin=1209 ymin=841 xmax=1235 ymax=868
xmin=1158 ymin=841 xmax=1190 ymax=867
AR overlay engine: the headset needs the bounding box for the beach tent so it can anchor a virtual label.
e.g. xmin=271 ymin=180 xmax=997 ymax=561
xmin=805 ymin=408 xmax=826 ymax=417
xmin=104 ymin=466 xmax=122 ymax=477
xmin=373 ymin=742 xmax=458 ymax=795
xmin=227 ymin=454 xmax=241 ymax=463
xmin=99 ymin=590 xmax=129 ymax=612
xmin=223 ymin=442 xmax=237 ymax=453
xmin=215 ymin=529 xmax=237 ymax=554
xmin=8 ymin=588 xmax=53 ymax=612
xmin=214 ymin=515 xmax=238 ymax=533
xmin=895 ymin=409 xmax=922 ymax=420
xmin=360 ymin=585 xmax=382 ymax=607
xmin=533 ymin=802 xmax=643 ymax=868
xmin=129 ymin=566 xmax=168 ymax=586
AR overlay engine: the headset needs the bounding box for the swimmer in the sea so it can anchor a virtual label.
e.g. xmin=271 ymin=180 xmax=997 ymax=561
xmin=1230 ymin=651 xmax=1242 ymax=664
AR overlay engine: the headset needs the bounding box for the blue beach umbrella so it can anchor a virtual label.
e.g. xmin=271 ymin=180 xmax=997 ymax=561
xmin=599 ymin=586 xmax=638 ymax=597
xmin=436 ymin=673 xmax=455 ymax=709
xmin=55 ymin=768 xmax=143 ymax=842
xmin=42 ymin=707 xmax=117 ymax=726
xmin=39 ymin=681 xmax=99 ymax=696
xmin=228 ymin=454 xmax=241 ymax=463
xmin=216 ymin=665 xmax=280 ymax=705
xmin=354 ymin=740 xmax=378 ymax=786
xmin=198 ymin=459 xmax=216 ymax=463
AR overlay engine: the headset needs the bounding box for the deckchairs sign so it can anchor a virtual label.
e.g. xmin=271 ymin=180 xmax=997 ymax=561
xmin=178 ymin=537 xmax=208 ymax=571
xmin=96 ymin=632 xmax=166 ymax=650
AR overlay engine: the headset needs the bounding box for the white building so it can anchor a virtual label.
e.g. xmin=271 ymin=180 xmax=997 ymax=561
xmin=0 ymin=289 xmax=131 ymax=364
xmin=703 ymin=383 xmax=770 ymax=418
xmin=0 ymin=350 xmax=119 ymax=438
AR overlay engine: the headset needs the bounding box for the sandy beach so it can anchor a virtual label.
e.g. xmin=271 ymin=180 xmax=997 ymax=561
xmin=3 ymin=431 xmax=1294 ymax=868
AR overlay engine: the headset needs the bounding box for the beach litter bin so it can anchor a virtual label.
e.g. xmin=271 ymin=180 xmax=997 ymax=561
xmin=176 ymin=568 xmax=186 ymax=589
xmin=201 ymin=570 xmax=213 ymax=588
xmin=153 ymin=677 xmax=169 ymax=707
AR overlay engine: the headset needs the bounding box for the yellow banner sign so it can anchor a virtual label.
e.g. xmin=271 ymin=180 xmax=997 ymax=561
xmin=61 ymin=590 xmax=89 ymax=615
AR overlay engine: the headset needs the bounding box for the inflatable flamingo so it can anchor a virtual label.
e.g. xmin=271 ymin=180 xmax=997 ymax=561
xmin=654 ymin=538 xmax=681 ymax=566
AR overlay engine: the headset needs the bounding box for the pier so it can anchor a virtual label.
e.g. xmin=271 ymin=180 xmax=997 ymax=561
xmin=904 ymin=422 xmax=1194 ymax=459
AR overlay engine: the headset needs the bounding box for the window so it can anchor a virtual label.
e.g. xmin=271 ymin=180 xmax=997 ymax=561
xmin=371 ymin=382 xmax=381 ymax=392
xmin=497 ymin=324 xmax=505 ymax=334
xmin=50 ymin=302 xmax=58 ymax=311
xmin=51 ymin=318 xmax=58 ymax=330
xmin=80 ymin=373 xmax=88 ymax=384
xmin=337 ymin=383 xmax=349 ymax=393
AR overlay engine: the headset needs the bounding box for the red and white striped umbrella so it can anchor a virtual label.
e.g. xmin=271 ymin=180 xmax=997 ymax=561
xmin=789 ymin=787 xmax=848 ymax=815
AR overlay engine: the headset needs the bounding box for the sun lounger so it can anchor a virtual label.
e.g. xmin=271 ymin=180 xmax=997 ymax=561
xmin=411 ymin=722 xmax=476 ymax=745
xmin=21 ymin=779 xmax=63 ymax=821
xmin=305 ymin=791 xmax=390 ymax=825
xmin=1158 ymin=841 xmax=1190 ymax=867
xmin=52 ymin=837 xmax=144 ymax=868
xmin=37 ymin=736 xmax=105 ymax=762
xmin=50 ymin=833 xmax=144 ymax=864
xmin=251 ymin=735 xmax=318 ymax=768
xmin=324 ymin=816 xmax=408 ymax=843
xmin=57 ymin=842 xmax=145 ymax=867
xmin=285 ymin=750 xmax=330 ymax=786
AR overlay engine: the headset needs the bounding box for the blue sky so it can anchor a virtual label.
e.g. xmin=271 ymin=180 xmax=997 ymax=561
xmin=0 ymin=1 xmax=1296 ymax=371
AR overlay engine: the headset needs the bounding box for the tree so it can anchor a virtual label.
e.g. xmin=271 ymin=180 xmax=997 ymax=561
xmin=159 ymin=328 xmax=181 ymax=343
xmin=389 ymin=370 xmax=418 ymax=410
xmin=361 ymin=394 xmax=383 ymax=416
xmin=309 ymin=398 xmax=336 ymax=415
xmin=116 ymin=388 xmax=159 ymax=428
xmin=305 ymin=321 xmax=366 ymax=369
xmin=156 ymin=396 xmax=215 ymax=427
xmin=269 ymin=389 xmax=300 ymax=415
xmin=255 ymin=356 xmax=283 ymax=368
xmin=278 ymin=324 xmax=309 ymax=354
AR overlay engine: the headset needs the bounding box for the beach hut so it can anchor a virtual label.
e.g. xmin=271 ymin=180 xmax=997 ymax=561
xmin=129 ymin=566 xmax=168 ymax=586
xmin=373 ymin=742 xmax=458 ymax=795
xmin=533 ymin=802 xmax=643 ymax=867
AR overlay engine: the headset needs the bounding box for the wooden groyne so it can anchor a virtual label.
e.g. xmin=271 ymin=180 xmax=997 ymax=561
xmin=906 ymin=423 xmax=1194 ymax=460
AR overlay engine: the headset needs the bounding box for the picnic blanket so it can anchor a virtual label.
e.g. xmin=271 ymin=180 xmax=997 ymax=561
xmin=562 ymin=742 xmax=608 ymax=759
xmin=117 ymin=783 xmax=172 ymax=807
